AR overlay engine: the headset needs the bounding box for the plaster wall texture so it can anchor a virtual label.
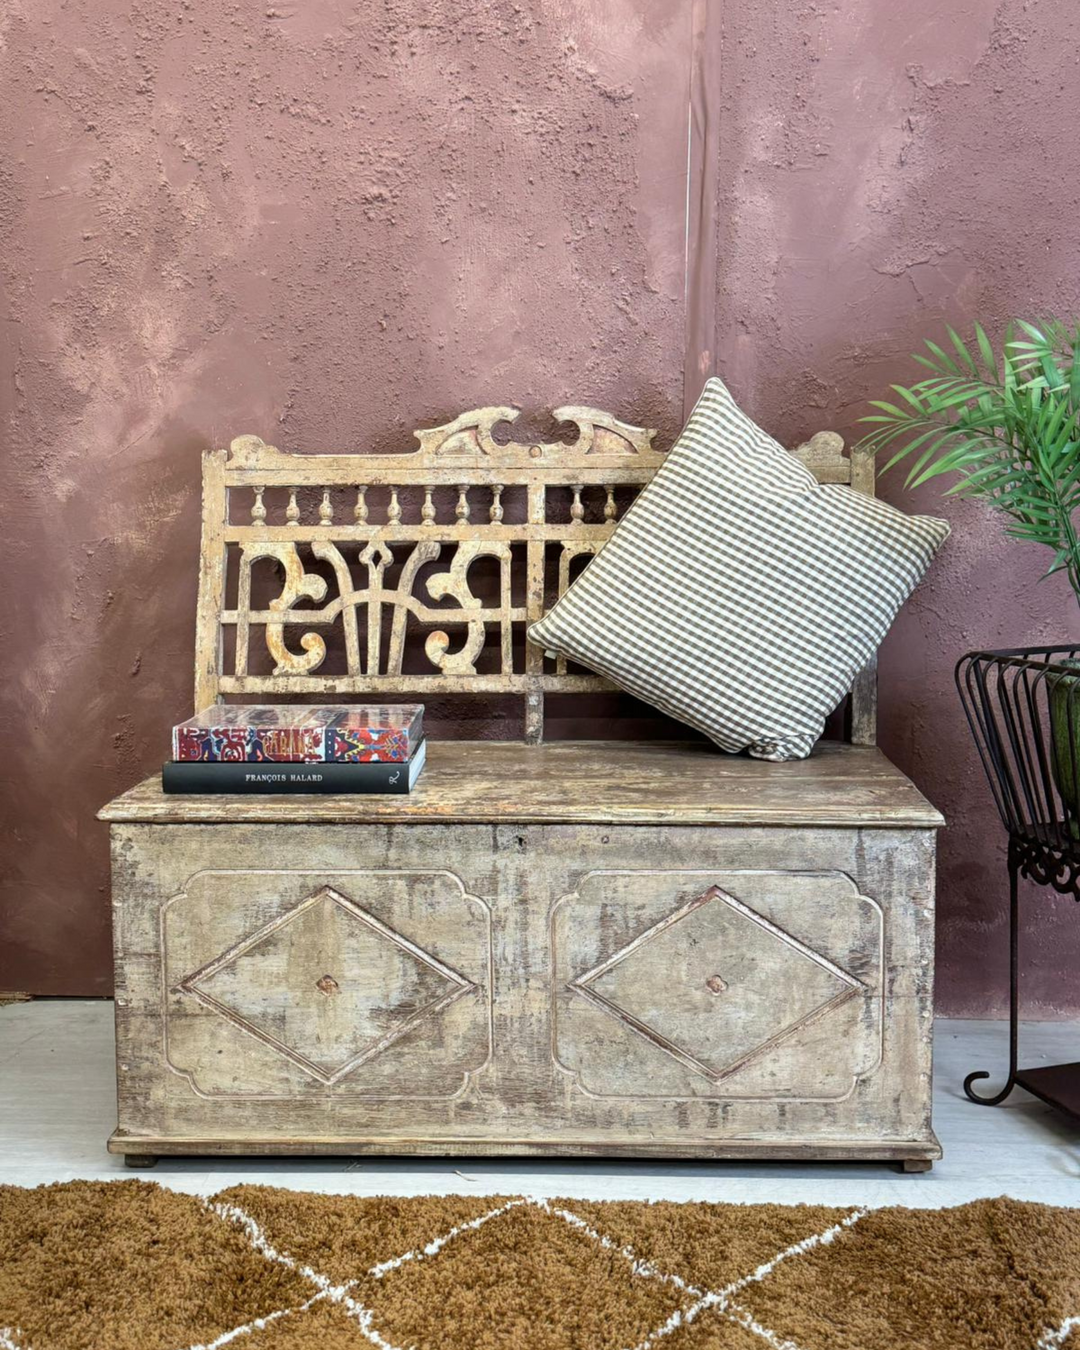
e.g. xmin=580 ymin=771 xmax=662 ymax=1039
xmin=1 ymin=0 xmax=1078 ymax=1013
xmin=710 ymin=0 xmax=1080 ymax=1017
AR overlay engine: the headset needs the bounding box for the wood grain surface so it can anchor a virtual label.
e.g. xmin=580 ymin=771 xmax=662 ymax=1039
xmin=100 ymin=740 xmax=942 ymax=828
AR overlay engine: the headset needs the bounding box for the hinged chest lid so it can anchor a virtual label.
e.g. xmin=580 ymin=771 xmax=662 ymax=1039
xmin=99 ymin=740 xmax=943 ymax=828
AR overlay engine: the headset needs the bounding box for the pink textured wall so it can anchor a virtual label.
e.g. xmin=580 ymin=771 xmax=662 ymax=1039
xmin=0 ymin=0 xmax=692 ymax=995
xmin=2 ymin=0 xmax=1079 ymax=1012
xmin=709 ymin=0 xmax=1080 ymax=1016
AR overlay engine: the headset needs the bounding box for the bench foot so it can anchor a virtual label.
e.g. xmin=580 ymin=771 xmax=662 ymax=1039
xmin=123 ymin=1153 xmax=158 ymax=1169
xmin=901 ymin=1157 xmax=933 ymax=1174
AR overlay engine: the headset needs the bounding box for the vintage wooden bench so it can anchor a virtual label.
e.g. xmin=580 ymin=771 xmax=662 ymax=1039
xmin=100 ymin=406 xmax=943 ymax=1170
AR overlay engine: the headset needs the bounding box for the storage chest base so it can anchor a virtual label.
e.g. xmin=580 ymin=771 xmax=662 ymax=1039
xmin=101 ymin=742 xmax=944 ymax=1171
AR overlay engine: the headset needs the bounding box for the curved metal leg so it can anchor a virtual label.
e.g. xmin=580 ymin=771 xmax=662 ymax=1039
xmin=964 ymin=847 xmax=1020 ymax=1105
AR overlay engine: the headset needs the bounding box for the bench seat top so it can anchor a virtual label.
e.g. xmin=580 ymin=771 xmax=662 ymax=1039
xmin=99 ymin=740 xmax=943 ymax=829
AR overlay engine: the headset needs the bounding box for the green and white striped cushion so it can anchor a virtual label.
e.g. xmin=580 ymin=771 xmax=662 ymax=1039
xmin=528 ymin=377 xmax=949 ymax=760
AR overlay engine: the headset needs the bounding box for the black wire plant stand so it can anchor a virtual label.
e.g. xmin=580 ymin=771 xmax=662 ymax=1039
xmin=956 ymin=646 xmax=1080 ymax=1120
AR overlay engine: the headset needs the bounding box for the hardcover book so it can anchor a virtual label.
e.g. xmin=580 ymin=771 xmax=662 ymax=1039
xmin=162 ymin=740 xmax=427 ymax=794
xmin=171 ymin=704 xmax=424 ymax=763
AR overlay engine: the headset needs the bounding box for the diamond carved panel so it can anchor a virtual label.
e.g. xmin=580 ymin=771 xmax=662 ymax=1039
xmin=176 ymin=884 xmax=476 ymax=1086
xmin=553 ymin=869 xmax=882 ymax=1102
xmin=569 ymin=885 xmax=862 ymax=1085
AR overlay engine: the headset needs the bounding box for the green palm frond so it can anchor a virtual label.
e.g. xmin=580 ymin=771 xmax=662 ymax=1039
xmin=858 ymin=320 xmax=1080 ymax=606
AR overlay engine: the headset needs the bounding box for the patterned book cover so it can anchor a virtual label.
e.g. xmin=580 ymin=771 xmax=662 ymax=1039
xmin=171 ymin=705 xmax=424 ymax=763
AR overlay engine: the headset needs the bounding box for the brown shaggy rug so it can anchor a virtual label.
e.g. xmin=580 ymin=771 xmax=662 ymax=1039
xmin=1 ymin=1183 xmax=1078 ymax=1349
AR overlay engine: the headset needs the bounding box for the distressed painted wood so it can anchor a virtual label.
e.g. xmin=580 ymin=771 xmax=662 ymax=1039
xmin=844 ymin=437 xmax=879 ymax=745
xmin=101 ymin=740 xmax=943 ymax=829
xmin=556 ymin=873 xmax=881 ymax=1099
xmin=102 ymin=403 xmax=934 ymax=1168
xmin=106 ymin=821 xmax=939 ymax=1164
xmin=192 ymin=407 xmax=875 ymax=742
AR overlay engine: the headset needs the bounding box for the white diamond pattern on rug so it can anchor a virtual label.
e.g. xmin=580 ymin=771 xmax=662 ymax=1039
xmin=570 ymin=885 xmax=864 ymax=1083
xmin=7 ymin=1185 xmax=1072 ymax=1350
xmin=175 ymin=885 xmax=475 ymax=1085
xmin=190 ymin=1194 xmax=872 ymax=1350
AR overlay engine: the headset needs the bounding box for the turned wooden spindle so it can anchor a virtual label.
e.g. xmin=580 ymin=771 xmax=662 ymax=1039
xmin=286 ymin=488 xmax=300 ymax=524
xmin=570 ymin=483 xmax=585 ymax=526
xmin=354 ymin=486 xmax=369 ymax=525
xmin=422 ymin=486 xmax=436 ymax=526
xmin=251 ymin=486 xmax=267 ymax=524
xmin=490 ymin=484 xmax=504 ymax=524
xmin=456 ymin=485 xmax=470 ymax=525
xmin=388 ymin=487 xmax=402 ymax=525
xmin=319 ymin=489 xmax=333 ymax=525
xmin=604 ymin=487 xmax=617 ymax=523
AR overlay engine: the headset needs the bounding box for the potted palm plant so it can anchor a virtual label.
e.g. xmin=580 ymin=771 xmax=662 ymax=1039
xmin=859 ymin=320 xmax=1080 ymax=813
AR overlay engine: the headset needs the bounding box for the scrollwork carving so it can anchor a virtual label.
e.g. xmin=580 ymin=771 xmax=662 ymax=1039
xmin=424 ymin=542 xmax=512 ymax=676
xmin=414 ymin=405 xmax=656 ymax=460
xmin=206 ymin=404 xmax=851 ymax=737
xmin=311 ymin=541 xmax=359 ymax=675
xmin=239 ymin=542 xmax=329 ymax=675
xmin=386 ymin=540 xmax=442 ymax=676
xmin=238 ymin=537 xmax=515 ymax=680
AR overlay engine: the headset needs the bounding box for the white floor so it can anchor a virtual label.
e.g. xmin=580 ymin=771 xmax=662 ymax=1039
xmin=1 ymin=1000 xmax=1077 ymax=1209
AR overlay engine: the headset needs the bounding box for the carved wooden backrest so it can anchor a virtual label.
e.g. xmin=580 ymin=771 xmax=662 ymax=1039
xmin=195 ymin=407 xmax=877 ymax=744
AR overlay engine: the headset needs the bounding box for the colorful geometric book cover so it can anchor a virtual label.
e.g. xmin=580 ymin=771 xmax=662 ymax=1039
xmin=171 ymin=704 xmax=424 ymax=763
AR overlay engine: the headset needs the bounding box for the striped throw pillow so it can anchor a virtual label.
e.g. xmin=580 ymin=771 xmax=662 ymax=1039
xmin=528 ymin=377 xmax=949 ymax=760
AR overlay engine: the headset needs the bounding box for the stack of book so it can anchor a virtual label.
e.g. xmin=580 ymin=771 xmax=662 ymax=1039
xmin=162 ymin=705 xmax=426 ymax=794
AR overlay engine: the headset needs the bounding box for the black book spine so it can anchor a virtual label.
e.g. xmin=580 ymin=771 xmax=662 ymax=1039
xmin=162 ymin=760 xmax=413 ymax=795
